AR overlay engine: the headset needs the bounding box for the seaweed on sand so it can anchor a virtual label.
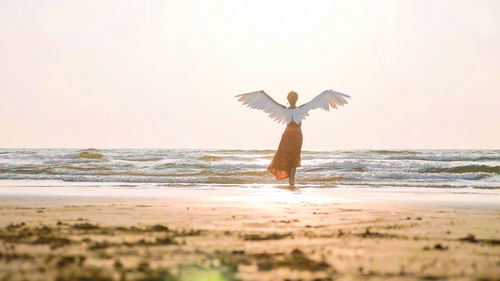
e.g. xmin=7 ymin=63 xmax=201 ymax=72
xmin=251 ymin=249 xmax=331 ymax=272
xmin=242 ymin=232 xmax=291 ymax=241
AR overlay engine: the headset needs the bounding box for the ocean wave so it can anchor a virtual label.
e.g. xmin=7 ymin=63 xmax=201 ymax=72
xmin=153 ymin=163 xmax=177 ymax=169
xmin=301 ymin=164 xmax=367 ymax=172
xmin=369 ymin=150 xmax=420 ymax=155
xmin=0 ymin=165 xmax=270 ymax=178
xmin=307 ymin=161 xmax=368 ymax=171
xmin=1 ymin=173 xmax=497 ymax=189
xmin=349 ymin=167 xmax=367 ymax=172
xmin=201 ymin=155 xmax=223 ymax=162
xmin=54 ymin=164 xmax=112 ymax=172
xmin=75 ymin=149 xmax=103 ymax=160
xmin=300 ymin=176 xmax=358 ymax=183
xmin=119 ymin=157 xmax=163 ymax=162
xmin=257 ymin=155 xmax=274 ymax=160
xmin=1 ymin=149 xmax=499 ymax=188
xmin=422 ymin=165 xmax=500 ymax=174
xmin=1 ymin=163 xmax=493 ymax=181
xmin=214 ymin=149 xmax=276 ymax=154
xmin=205 ymin=177 xmax=267 ymax=184
xmin=4 ymin=166 xmax=55 ymax=175
xmin=471 ymin=185 xmax=500 ymax=189
xmin=387 ymin=155 xmax=500 ymax=162
xmin=338 ymin=182 xmax=471 ymax=189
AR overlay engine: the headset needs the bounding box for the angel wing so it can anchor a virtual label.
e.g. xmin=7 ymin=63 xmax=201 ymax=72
xmin=292 ymin=89 xmax=351 ymax=123
xmin=235 ymin=90 xmax=289 ymax=124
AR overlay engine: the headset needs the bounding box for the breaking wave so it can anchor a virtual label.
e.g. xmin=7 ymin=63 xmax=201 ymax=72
xmin=0 ymin=148 xmax=498 ymax=189
xmin=423 ymin=165 xmax=500 ymax=174
xmin=75 ymin=149 xmax=103 ymax=160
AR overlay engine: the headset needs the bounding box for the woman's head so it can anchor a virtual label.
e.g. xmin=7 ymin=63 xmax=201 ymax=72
xmin=287 ymin=91 xmax=298 ymax=106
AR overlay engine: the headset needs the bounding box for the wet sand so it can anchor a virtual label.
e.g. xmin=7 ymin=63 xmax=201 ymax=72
xmin=0 ymin=185 xmax=499 ymax=281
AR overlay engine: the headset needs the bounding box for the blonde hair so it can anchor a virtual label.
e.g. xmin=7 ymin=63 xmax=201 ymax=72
xmin=287 ymin=91 xmax=298 ymax=105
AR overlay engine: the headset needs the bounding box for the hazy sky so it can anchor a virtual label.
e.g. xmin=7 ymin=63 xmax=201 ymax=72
xmin=1 ymin=0 xmax=499 ymax=149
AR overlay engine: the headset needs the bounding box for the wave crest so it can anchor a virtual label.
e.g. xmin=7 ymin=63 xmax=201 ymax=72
xmin=201 ymin=155 xmax=222 ymax=162
xmin=423 ymin=165 xmax=500 ymax=174
xmin=75 ymin=149 xmax=103 ymax=160
xmin=370 ymin=150 xmax=419 ymax=155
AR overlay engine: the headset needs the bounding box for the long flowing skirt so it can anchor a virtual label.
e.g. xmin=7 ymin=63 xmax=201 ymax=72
xmin=267 ymin=125 xmax=303 ymax=180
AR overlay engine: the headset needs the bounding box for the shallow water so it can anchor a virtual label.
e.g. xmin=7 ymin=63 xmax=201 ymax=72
xmin=0 ymin=149 xmax=499 ymax=189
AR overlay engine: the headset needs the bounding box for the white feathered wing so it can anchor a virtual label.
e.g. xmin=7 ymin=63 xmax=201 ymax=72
xmin=235 ymin=91 xmax=289 ymax=124
xmin=293 ymin=89 xmax=351 ymax=123
xmin=235 ymin=89 xmax=350 ymax=125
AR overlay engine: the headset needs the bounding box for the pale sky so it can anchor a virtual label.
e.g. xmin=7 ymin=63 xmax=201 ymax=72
xmin=1 ymin=0 xmax=499 ymax=149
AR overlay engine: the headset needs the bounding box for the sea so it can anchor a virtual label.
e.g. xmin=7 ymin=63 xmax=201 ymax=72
xmin=0 ymin=148 xmax=499 ymax=190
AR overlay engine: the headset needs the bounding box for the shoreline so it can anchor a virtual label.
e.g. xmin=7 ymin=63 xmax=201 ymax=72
xmin=1 ymin=180 xmax=499 ymax=208
xmin=0 ymin=182 xmax=500 ymax=280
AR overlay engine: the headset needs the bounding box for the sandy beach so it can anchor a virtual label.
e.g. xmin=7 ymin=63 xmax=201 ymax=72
xmin=0 ymin=184 xmax=499 ymax=281
xmin=2 ymin=0 xmax=500 ymax=279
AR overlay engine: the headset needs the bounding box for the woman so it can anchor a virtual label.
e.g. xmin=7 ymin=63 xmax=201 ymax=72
xmin=236 ymin=89 xmax=350 ymax=187
xmin=267 ymin=91 xmax=302 ymax=186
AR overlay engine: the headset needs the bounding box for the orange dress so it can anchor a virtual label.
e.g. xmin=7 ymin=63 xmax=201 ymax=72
xmin=267 ymin=122 xmax=303 ymax=180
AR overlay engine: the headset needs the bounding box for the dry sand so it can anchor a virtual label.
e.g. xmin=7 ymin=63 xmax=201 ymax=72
xmin=0 ymin=185 xmax=499 ymax=281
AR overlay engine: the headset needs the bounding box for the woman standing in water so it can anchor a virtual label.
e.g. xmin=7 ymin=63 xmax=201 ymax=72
xmin=236 ymin=89 xmax=350 ymax=187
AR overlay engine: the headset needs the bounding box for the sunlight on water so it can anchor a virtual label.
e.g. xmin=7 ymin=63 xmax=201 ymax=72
xmin=0 ymin=180 xmax=499 ymax=207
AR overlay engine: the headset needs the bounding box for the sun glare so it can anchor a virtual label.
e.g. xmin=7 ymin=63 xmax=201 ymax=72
xmin=223 ymin=0 xmax=337 ymax=38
